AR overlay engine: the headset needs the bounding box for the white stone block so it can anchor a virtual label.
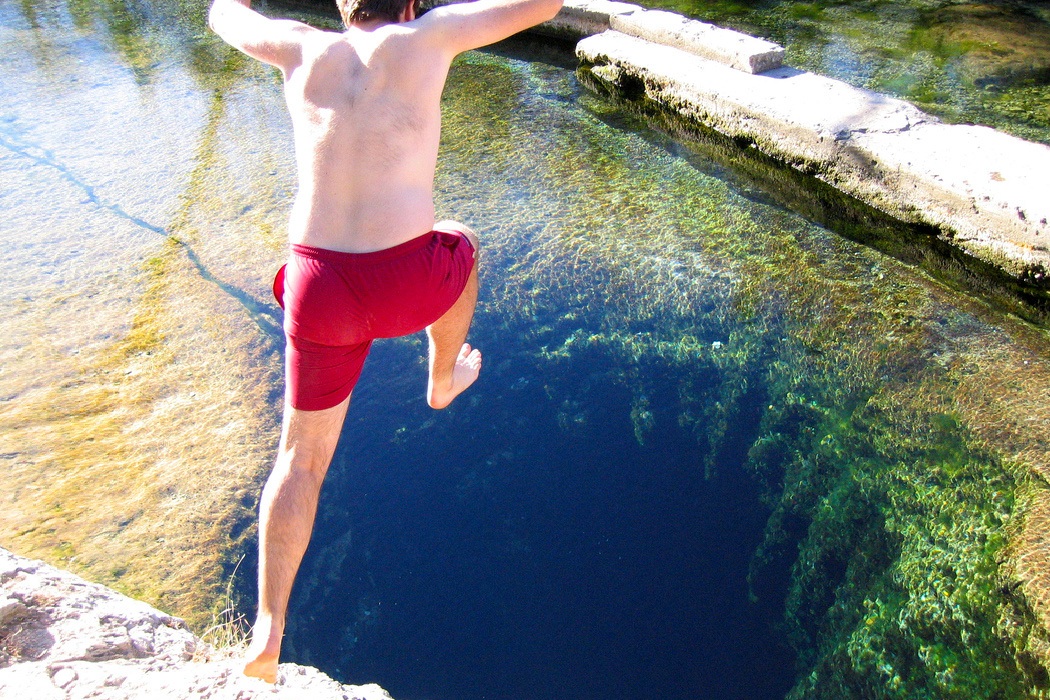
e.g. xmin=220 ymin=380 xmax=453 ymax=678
xmin=577 ymin=29 xmax=1050 ymax=271
xmin=610 ymin=9 xmax=784 ymax=73
xmin=540 ymin=0 xmax=641 ymax=39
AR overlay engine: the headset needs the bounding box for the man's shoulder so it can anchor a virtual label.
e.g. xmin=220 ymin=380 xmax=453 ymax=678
xmin=210 ymin=0 xmax=331 ymax=71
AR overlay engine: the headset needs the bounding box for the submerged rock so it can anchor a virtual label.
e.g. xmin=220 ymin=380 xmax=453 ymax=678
xmin=917 ymin=3 xmax=1050 ymax=88
xmin=0 ymin=547 xmax=392 ymax=700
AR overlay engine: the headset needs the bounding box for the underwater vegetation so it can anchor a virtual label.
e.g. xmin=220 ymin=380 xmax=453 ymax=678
xmin=494 ymin=53 xmax=1050 ymax=698
xmin=749 ymin=341 xmax=1050 ymax=698
xmin=5 ymin=2 xmax=1050 ymax=698
xmin=631 ymin=0 xmax=1050 ymax=147
xmin=511 ymin=156 xmax=1050 ymax=695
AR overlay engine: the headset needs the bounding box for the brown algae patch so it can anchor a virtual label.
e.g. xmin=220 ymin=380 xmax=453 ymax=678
xmin=952 ymin=333 xmax=1050 ymax=664
xmin=912 ymin=4 xmax=1050 ymax=88
xmin=0 ymin=234 xmax=281 ymax=630
xmin=0 ymin=75 xmax=290 ymax=630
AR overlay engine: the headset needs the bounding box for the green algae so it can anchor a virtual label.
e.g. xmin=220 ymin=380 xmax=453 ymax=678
xmin=489 ymin=201 xmax=1050 ymax=695
xmin=749 ymin=366 xmax=1050 ymax=698
xmin=5 ymin=2 xmax=1050 ymax=695
xmin=632 ymin=0 xmax=1050 ymax=146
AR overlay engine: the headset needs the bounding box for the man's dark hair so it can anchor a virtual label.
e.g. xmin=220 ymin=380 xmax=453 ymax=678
xmin=338 ymin=0 xmax=416 ymax=25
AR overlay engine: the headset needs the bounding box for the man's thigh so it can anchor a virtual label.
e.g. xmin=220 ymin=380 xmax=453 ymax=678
xmin=278 ymin=394 xmax=352 ymax=471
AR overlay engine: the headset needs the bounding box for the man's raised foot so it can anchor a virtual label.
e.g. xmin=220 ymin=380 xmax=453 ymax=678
xmin=428 ymin=343 xmax=482 ymax=409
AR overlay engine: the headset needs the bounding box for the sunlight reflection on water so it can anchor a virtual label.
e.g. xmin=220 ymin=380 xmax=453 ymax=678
xmin=3 ymin=2 xmax=1050 ymax=698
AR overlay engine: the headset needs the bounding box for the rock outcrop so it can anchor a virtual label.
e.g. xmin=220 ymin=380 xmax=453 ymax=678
xmin=418 ymin=0 xmax=1050 ymax=291
xmin=0 ymin=548 xmax=392 ymax=700
xmin=574 ymin=22 xmax=1050 ymax=283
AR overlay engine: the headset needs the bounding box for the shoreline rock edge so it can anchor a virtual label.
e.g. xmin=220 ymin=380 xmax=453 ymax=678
xmin=0 ymin=547 xmax=392 ymax=700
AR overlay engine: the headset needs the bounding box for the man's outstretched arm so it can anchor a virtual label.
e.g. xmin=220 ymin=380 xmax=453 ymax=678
xmin=417 ymin=0 xmax=564 ymax=57
xmin=208 ymin=0 xmax=317 ymax=75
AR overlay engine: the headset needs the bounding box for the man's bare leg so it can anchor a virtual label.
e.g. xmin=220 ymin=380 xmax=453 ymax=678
xmin=243 ymin=394 xmax=351 ymax=683
xmin=427 ymin=222 xmax=482 ymax=409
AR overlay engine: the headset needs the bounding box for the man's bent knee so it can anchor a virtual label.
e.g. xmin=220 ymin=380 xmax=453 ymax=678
xmin=278 ymin=441 xmax=335 ymax=481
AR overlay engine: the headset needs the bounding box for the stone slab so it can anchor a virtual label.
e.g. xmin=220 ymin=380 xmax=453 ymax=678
xmin=424 ymin=0 xmax=640 ymax=42
xmin=610 ymin=9 xmax=784 ymax=74
xmin=577 ymin=30 xmax=1050 ymax=275
xmin=537 ymin=0 xmax=641 ymax=41
xmin=854 ymin=123 xmax=1050 ymax=270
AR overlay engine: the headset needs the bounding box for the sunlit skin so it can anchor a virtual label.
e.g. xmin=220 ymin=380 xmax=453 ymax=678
xmin=207 ymin=0 xmax=562 ymax=683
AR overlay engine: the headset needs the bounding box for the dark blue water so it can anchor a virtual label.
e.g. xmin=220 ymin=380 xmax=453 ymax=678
xmin=287 ymin=332 xmax=793 ymax=700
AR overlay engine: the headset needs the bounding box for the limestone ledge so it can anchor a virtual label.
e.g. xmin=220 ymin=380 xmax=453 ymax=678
xmin=0 ymin=547 xmax=391 ymax=700
xmin=575 ymin=30 xmax=1050 ymax=281
xmin=422 ymin=0 xmax=1050 ymax=285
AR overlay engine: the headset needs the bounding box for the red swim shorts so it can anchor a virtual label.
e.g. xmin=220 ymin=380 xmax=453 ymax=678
xmin=273 ymin=228 xmax=475 ymax=411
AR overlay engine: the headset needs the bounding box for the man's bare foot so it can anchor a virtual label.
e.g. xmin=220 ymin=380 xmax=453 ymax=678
xmin=428 ymin=343 xmax=482 ymax=409
xmin=242 ymin=617 xmax=282 ymax=684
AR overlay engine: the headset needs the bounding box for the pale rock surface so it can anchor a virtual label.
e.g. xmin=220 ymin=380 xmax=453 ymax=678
xmin=577 ymin=30 xmax=1050 ymax=276
xmin=434 ymin=0 xmax=785 ymax=75
xmin=426 ymin=0 xmax=640 ymax=43
xmin=0 ymin=548 xmax=393 ymax=700
xmin=609 ymin=9 xmax=784 ymax=73
xmin=535 ymin=0 xmax=640 ymax=41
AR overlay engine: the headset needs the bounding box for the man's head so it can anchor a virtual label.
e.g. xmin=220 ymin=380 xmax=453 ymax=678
xmin=338 ymin=0 xmax=419 ymax=26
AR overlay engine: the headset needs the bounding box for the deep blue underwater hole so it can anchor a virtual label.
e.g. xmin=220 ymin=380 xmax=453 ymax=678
xmin=283 ymin=321 xmax=797 ymax=699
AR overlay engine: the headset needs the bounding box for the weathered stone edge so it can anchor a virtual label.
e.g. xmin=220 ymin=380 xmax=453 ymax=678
xmin=575 ymin=30 xmax=1050 ymax=282
xmin=0 ymin=547 xmax=395 ymax=699
xmin=608 ymin=9 xmax=783 ymax=74
xmin=419 ymin=0 xmax=1050 ymax=287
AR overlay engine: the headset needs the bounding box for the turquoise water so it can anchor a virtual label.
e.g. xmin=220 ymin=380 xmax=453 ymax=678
xmin=3 ymin=1 xmax=1050 ymax=699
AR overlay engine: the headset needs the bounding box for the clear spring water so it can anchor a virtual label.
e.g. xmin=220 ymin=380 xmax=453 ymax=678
xmin=3 ymin=1 xmax=1050 ymax=699
xmin=634 ymin=0 xmax=1050 ymax=147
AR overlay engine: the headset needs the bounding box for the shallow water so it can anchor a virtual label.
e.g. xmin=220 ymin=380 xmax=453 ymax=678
xmin=3 ymin=1 xmax=1050 ymax=699
xmin=638 ymin=0 xmax=1050 ymax=146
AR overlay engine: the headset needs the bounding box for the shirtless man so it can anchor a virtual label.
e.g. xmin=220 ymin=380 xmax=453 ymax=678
xmin=208 ymin=0 xmax=562 ymax=683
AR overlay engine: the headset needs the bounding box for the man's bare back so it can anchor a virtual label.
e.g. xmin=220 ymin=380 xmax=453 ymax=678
xmin=283 ymin=21 xmax=447 ymax=253
xmin=208 ymin=0 xmax=562 ymax=684
xmin=211 ymin=0 xmax=561 ymax=252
